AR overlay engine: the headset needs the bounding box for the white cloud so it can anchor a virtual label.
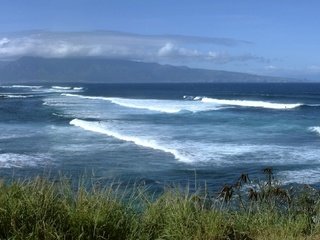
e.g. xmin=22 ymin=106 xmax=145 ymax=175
xmin=0 ymin=31 xmax=266 ymax=65
xmin=156 ymin=42 xmax=267 ymax=64
xmin=157 ymin=42 xmax=200 ymax=58
xmin=158 ymin=42 xmax=175 ymax=57
xmin=0 ymin=38 xmax=10 ymax=46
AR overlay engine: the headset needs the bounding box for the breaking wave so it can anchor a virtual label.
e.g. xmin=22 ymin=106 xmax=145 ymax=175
xmin=1 ymin=85 xmax=43 ymax=89
xmin=105 ymin=97 xmax=223 ymax=113
xmin=73 ymin=87 xmax=83 ymax=91
xmin=63 ymin=94 xmax=224 ymax=113
xmin=62 ymin=93 xmax=106 ymax=100
xmin=309 ymin=126 xmax=320 ymax=136
xmin=45 ymin=86 xmax=84 ymax=93
xmin=196 ymin=97 xmax=302 ymax=109
xmin=62 ymin=93 xmax=310 ymax=112
xmin=0 ymin=93 xmax=35 ymax=99
xmin=70 ymin=119 xmax=190 ymax=162
xmin=52 ymin=86 xmax=73 ymax=90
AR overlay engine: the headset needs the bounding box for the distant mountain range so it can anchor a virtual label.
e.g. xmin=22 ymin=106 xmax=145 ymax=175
xmin=0 ymin=57 xmax=297 ymax=84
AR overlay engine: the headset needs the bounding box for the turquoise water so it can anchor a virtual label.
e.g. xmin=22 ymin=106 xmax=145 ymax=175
xmin=1 ymin=83 xmax=320 ymax=190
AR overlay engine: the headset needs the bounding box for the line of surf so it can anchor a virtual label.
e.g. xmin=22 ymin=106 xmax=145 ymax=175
xmin=1 ymin=85 xmax=43 ymax=89
xmin=63 ymin=93 xmax=223 ymax=113
xmin=62 ymin=93 xmax=107 ymax=100
xmin=51 ymin=86 xmax=83 ymax=91
xmin=197 ymin=97 xmax=302 ymax=109
xmin=36 ymin=86 xmax=84 ymax=93
xmin=64 ymin=93 xmax=304 ymax=112
xmin=52 ymin=86 xmax=72 ymax=90
xmin=70 ymin=119 xmax=190 ymax=162
xmin=0 ymin=94 xmax=34 ymax=98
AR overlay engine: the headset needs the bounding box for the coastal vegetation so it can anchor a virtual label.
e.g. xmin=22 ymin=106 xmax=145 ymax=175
xmin=0 ymin=170 xmax=320 ymax=239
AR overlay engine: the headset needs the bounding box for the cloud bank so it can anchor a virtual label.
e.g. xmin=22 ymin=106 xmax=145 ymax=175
xmin=0 ymin=31 xmax=266 ymax=64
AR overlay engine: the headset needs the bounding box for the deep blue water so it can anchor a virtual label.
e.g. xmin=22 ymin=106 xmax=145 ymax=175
xmin=1 ymin=83 xmax=320 ymax=191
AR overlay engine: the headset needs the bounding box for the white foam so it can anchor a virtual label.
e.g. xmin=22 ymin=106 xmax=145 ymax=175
xmin=193 ymin=96 xmax=202 ymax=101
xmin=63 ymin=94 xmax=224 ymax=113
xmin=280 ymin=168 xmax=320 ymax=184
xmin=0 ymin=153 xmax=48 ymax=168
xmin=41 ymin=86 xmax=83 ymax=93
xmin=8 ymin=85 xmax=42 ymax=89
xmin=52 ymin=86 xmax=72 ymax=90
xmin=63 ymin=93 xmax=302 ymax=112
xmin=199 ymin=97 xmax=302 ymax=109
xmin=309 ymin=127 xmax=320 ymax=136
xmin=62 ymin=93 xmax=106 ymax=100
xmin=73 ymin=87 xmax=83 ymax=90
xmin=106 ymin=97 xmax=194 ymax=113
xmin=21 ymin=86 xmax=83 ymax=94
xmin=2 ymin=94 xmax=33 ymax=98
xmin=42 ymin=100 xmax=70 ymax=107
xmin=69 ymin=119 xmax=310 ymax=166
xmin=70 ymin=119 xmax=190 ymax=162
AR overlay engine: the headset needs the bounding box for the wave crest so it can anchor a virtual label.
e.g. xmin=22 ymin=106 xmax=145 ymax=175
xmin=63 ymin=94 xmax=224 ymax=113
xmin=198 ymin=97 xmax=302 ymax=109
xmin=0 ymin=94 xmax=34 ymax=99
xmin=11 ymin=85 xmax=42 ymax=89
xmin=309 ymin=126 xmax=320 ymax=135
xmin=70 ymin=119 xmax=190 ymax=162
xmin=63 ymin=93 xmax=305 ymax=112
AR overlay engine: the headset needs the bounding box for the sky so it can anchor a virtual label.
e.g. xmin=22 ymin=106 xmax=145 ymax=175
xmin=0 ymin=0 xmax=320 ymax=80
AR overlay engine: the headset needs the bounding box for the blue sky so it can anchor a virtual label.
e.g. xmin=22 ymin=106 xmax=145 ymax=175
xmin=0 ymin=0 xmax=320 ymax=79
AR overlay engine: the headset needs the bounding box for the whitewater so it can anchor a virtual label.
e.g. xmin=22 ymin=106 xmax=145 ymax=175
xmin=63 ymin=93 xmax=303 ymax=113
xmin=1 ymin=83 xmax=320 ymax=188
xmin=70 ymin=118 xmax=190 ymax=162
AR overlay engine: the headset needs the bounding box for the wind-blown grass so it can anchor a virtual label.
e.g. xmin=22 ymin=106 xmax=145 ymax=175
xmin=0 ymin=171 xmax=320 ymax=239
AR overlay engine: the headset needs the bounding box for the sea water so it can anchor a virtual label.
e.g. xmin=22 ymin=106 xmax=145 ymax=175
xmin=1 ymin=83 xmax=320 ymax=190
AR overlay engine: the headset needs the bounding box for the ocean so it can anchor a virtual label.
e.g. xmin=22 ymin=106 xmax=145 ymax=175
xmin=1 ymin=83 xmax=320 ymax=191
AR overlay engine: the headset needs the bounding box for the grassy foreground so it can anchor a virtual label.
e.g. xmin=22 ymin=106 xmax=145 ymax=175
xmin=0 ymin=172 xmax=320 ymax=239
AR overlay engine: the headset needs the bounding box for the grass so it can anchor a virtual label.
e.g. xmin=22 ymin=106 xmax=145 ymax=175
xmin=0 ymin=170 xmax=320 ymax=239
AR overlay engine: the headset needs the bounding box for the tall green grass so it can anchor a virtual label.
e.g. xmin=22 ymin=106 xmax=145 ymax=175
xmin=0 ymin=172 xmax=320 ymax=239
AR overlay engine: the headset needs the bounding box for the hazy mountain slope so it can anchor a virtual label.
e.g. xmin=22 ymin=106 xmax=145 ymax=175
xmin=0 ymin=57 xmax=294 ymax=84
